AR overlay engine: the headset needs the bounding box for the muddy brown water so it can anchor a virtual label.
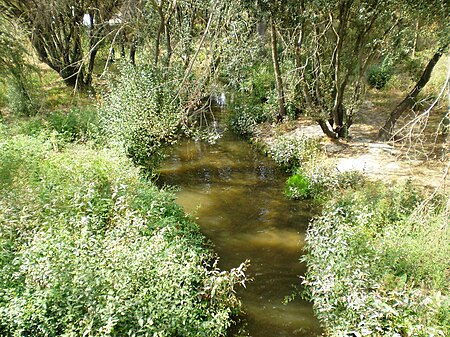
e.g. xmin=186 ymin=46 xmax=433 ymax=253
xmin=157 ymin=130 xmax=322 ymax=336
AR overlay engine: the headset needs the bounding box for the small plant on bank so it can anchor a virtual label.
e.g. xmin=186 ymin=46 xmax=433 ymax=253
xmin=268 ymin=134 xmax=320 ymax=171
xmin=285 ymin=171 xmax=311 ymax=199
xmin=285 ymin=163 xmax=365 ymax=202
xmin=268 ymin=133 xmax=364 ymax=202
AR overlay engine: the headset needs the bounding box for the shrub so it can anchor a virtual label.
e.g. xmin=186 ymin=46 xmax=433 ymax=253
xmin=269 ymin=134 xmax=364 ymax=202
xmin=268 ymin=134 xmax=320 ymax=171
xmin=302 ymin=182 xmax=449 ymax=336
xmin=47 ymin=107 xmax=99 ymax=142
xmin=285 ymin=163 xmax=365 ymax=202
xmin=367 ymin=63 xmax=393 ymax=90
xmin=0 ymin=135 xmax=247 ymax=337
xmin=98 ymin=63 xmax=182 ymax=168
xmin=228 ymin=104 xmax=272 ymax=137
xmin=238 ymin=64 xmax=274 ymax=104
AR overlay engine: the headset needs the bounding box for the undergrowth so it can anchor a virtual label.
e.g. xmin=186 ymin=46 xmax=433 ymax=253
xmin=302 ymin=181 xmax=449 ymax=337
xmin=0 ymin=121 xmax=247 ymax=336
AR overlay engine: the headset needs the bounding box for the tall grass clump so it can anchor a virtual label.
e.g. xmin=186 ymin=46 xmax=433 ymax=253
xmin=0 ymin=134 xmax=247 ymax=337
xmin=98 ymin=63 xmax=182 ymax=169
xmin=302 ymin=181 xmax=449 ymax=337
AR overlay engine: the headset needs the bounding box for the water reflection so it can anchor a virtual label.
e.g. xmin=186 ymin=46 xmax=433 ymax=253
xmin=158 ymin=134 xmax=322 ymax=336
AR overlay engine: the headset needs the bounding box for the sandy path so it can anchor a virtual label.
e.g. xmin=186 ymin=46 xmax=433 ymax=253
xmin=254 ymin=108 xmax=449 ymax=191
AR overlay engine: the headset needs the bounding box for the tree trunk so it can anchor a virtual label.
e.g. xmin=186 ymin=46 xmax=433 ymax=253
xmin=378 ymin=45 xmax=447 ymax=140
xmin=317 ymin=119 xmax=338 ymax=138
xmin=331 ymin=1 xmax=352 ymax=135
xmin=165 ymin=23 xmax=172 ymax=66
xmin=130 ymin=41 xmax=136 ymax=66
xmin=86 ymin=48 xmax=97 ymax=86
xmin=270 ymin=17 xmax=286 ymax=121
xmin=155 ymin=20 xmax=164 ymax=65
xmin=86 ymin=13 xmax=99 ymax=87
xmin=444 ymin=57 xmax=450 ymax=139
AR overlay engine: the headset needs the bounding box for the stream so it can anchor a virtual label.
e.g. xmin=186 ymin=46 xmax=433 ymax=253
xmin=157 ymin=120 xmax=322 ymax=336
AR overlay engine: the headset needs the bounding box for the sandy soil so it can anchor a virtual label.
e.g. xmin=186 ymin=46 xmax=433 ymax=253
xmin=254 ymin=99 xmax=449 ymax=192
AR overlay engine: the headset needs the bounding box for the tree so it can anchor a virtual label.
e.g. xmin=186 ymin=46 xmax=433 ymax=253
xmin=0 ymin=11 xmax=39 ymax=115
xmin=290 ymin=0 xmax=403 ymax=138
xmin=1 ymin=0 xmax=122 ymax=88
xmin=378 ymin=44 xmax=449 ymax=140
xmin=242 ymin=0 xmax=288 ymax=121
xmin=269 ymin=16 xmax=286 ymax=121
xmin=378 ymin=0 xmax=450 ymax=140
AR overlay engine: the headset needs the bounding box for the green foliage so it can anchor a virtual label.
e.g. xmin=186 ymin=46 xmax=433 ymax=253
xmin=302 ymin=182 xmax=449 ymax=336
xmin=268 ymin=134 xmax=365 ymax=202
xmin=228 ymin=104 xmax=273 ymax=137
xmin=0 ymin=13 xmax=42 ymax=116
xmin=368 ymin=63 xmax=393 ymax=90
xmin=46 ymin=107 xmax=99 ymax=142
xmin=285 ymin=172 xmax=311 ymax=199
xmin=286 ymin=164 xmax=365 ymax=202
xmin=4 ymin=71 xmax=41 ymax=116
xmin=5 ymin=106 xmax=100 ymax=152
xmin=379 ymin=202 xmax=449 ymax=290
xmin=99 ymin=63 xmax=182 ymax=169
xmin=0 ymin=134 xmax=247 ymax=336
xmin=239 ymin=64 xmax=274 ymax=104
xmin=267 ymin=134 xmax=320 ymax=171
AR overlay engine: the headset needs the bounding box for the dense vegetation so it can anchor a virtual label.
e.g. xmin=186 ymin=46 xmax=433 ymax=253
xmin=0 ymin=0 xmax=449 ymax=336
xmin=303 ymin=183 xmax=449 ymax=336
xmin=0 ymin=115 xmax=247 ymax=336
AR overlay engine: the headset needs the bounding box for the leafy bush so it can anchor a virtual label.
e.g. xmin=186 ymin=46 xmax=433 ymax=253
xmin=368 ymin=63 xmax=393 ymax=90
xmin=0 ymin=135 xmax=247 ymax=337
xmin=302 ymin=182 xmax=449 ymax=336
xmin=268 ymin=134 xmax=320 ymax=171
xmin=285 ymin=163 xmax=365 ymax=202
xmin=228 ymin=104 xmax=273 ymax=137
xmin=98 ymin=63 xmax=182 ymax=168
xmin=269 ymin=134 xmax=364 ymax=202
xmin=238 ymin=64 xmax=274 ymax=104
xmin=47 ymin=107 xmax=99 ymax=142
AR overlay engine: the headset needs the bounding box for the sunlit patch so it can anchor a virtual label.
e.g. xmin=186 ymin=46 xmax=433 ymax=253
xmin=240 ymin=229 xmax=305 ymax=252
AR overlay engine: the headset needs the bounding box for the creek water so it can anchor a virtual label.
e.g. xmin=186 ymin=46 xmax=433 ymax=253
xmin=157 ymin=123 xmax=322 ymax=336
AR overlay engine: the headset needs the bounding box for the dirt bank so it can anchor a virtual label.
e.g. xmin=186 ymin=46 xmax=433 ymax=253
xmin=253 ymin=98 xmax=449 ymax=191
